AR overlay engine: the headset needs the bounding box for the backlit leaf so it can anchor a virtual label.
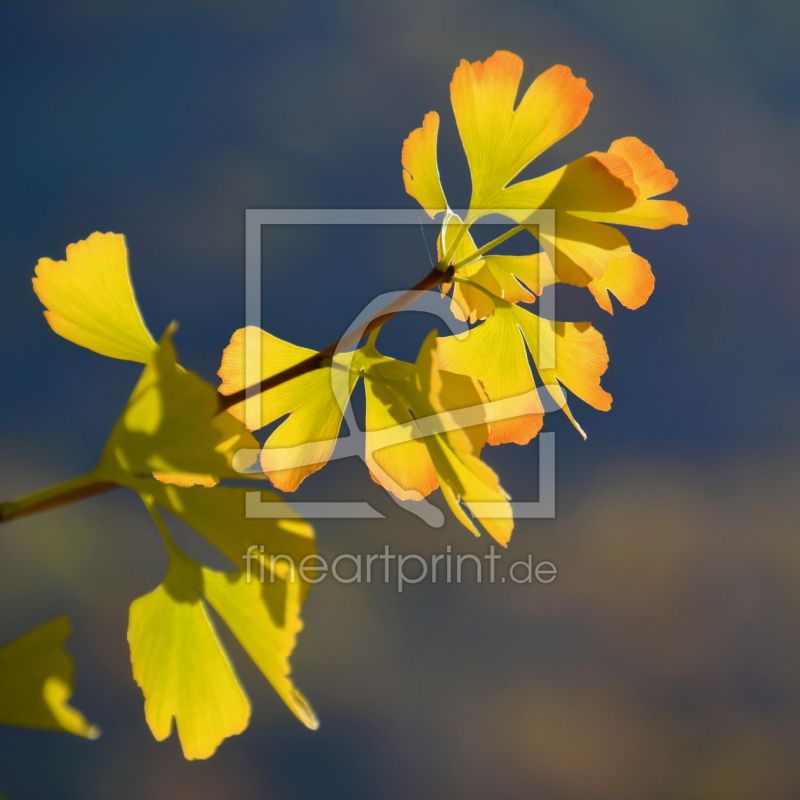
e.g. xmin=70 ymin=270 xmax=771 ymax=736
xmin=355 ymin=340 xmax=488 ymax=502
xmin=98 ymin=327 xmax=258 ymax=485
xmin=128 ymin=548 xmax=250 ymax=760
xmin=33 ymin=232 xmax=157 ymax=363
xmin=0 ymin=617 xmax=98 ymax=739
xmin=128 ymin=503 xmax=317 ymax=760
xmin=393 ymin=332 xmax=512 ymax=545
xmin=219 ymin=327 xmax=357 ymax=491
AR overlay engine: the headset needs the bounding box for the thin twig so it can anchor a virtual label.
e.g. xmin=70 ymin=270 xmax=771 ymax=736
xmin=0 ymin=480 xmax=118 ymax=525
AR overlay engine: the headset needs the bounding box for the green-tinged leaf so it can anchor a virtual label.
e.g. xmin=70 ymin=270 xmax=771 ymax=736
xmin=137 ymin=481 xmax=316 ymax=598
xmin=98 ymin=326 xmax=258 ymax=485
xmin=129 ymin=498 xmax=317 ymax=759
xmin=200 ymin=567 xmax=318 ymax=730
xmin=128 ymin=549 xmax=250 ymax=760
xmin=0 ymin=617 xmax=99 ymax=739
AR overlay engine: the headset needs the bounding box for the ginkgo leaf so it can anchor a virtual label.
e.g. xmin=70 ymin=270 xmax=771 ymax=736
xmin=402 ymin=111 xmax=448 ymax=217
xmin=138 ymin=481 xmax=316 ymax=598
xmin=98 ymin=326 xmax=258 ymax=485
xmin=499 ymin=153 xmax=638 ymax=287
xmin=199 ymin=565 xmax=318 ymax=730
xmin=451 ymin=51 xmax=593 ymax=212
xmin=32 ymin=232 xmax=157 ymax=363
xmin=586 ymin=252 xmax=655 ymax=314
xmin=572 ymin=138 xmax=685 ymax=313
xmin=363 ymin=365 xmax=439 ymax=501
xmin=354 ymin=339 xmax=488 ymax=501
xmin=481 ymin=252 xmax=557 ymax=303
xmin=497 ymin=151 xmax=638 ymax=218
xmin=129 ymin=501 xmax=317 ymax=759
xmin=360 ymin=331 xmax=514 ymax=546
xmin=128 ymin=549 xmax=251 ymax=760
xmin=436 ymin=304 xmax=545 ymax=446
xmin=219 ymin=327 xmax=357 ymax=491
xmin=513 ymin=306 xmax=611 ymax=429
xmin=570 ymin=137 xmax=688 ymax=230
xmin=437 ymin=213 xmax=558 ymax=320
xmin=437 ymin=212 xmax=496 ymax=323
xmin=392 ymin=332 xmax=512 ymax=545
xmin=526 ymin=214 xmax=632 ymax=287
xmin=402 ymin=50 xmax=683 ymax=316
xmin=0 ymin=617 xmax=98 ymax=739
xmin=437 ymin=304 xmax=610 ymax=440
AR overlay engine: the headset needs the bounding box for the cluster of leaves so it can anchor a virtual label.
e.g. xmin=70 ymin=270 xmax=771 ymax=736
xmin=219 ymin=51 xmax=685 ymax=541
xmin=0 ymin=50 xmax=684 ymax=773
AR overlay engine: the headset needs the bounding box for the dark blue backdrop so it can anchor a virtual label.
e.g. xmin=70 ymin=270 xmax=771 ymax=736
xmin=1 ymin=3 xmax=799 ymax=798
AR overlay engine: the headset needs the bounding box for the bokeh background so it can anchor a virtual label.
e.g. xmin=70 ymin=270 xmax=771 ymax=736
xmin=1 ymin=2 xmax=799 ymax=798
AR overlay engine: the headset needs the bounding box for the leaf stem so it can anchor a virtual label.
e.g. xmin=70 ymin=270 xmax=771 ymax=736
xmin=0 ymin=474 xmax=118 ymax=525
xmin=450 ymin=224 xmax=526 ymax=271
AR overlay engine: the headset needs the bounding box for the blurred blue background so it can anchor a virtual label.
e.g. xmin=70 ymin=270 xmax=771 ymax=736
xmin=1 ymin=2 xmax=799 ymax=798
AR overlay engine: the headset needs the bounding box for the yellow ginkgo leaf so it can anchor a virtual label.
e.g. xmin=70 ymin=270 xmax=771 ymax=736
xmin=436 ymin=304 xmax=545 ymax=446
xmin=98 ymin=326 xmax=258 ymax=485
xmin=437 ymin=303 xmax=611 ymax=441
xmin=128 ymin=550 xmax=251 ymax=760
xmin=363 ymin=364 xmax=439 ymax=501
xmin=436 ymin=212 xmax=558 ymax=321
xmin=219 ymin=327 xmax=357 ymax=492
xmin=513 ymin=305 xmax=612 ymax=429
xmin=0 ymin=617 xmax=98 ymax=739
xmin=395 ymin=332 xmax=513 ymax=546
xmin=437 ymin=212 xmax=496 ymax=323
xmin=497 ymin=152 xmax=638 ymax=287
xmin=402 ymin=111 xmax=448 ymax=217
xmin=32 ymin=232 xmax=157 ymax=363
xmin=572 ymin=138 xmax=686 ymax=313
xmin=527 ymin=214 xmax=632 ymax=287
xmin=401 ymin=52 xmax=685 ymax=311
xmin=355 ymin=339 xmax=488 ymax=502
xmin=199 ymin=565 xmax=318 ymax=730
xmin=129 ymin=502 xmax=317 ymax=759
xmin=498 ymin=150 xmax=638 ymax=219
xmin=586 ymin=252 xmax=655 ymax=314
xmin=139 ymin=481 xmax=316 ymax=598
xmin=450 ymin=51 xmax=593 ymax=213
xmin=480 ymin=252 xmax=557 ymax=303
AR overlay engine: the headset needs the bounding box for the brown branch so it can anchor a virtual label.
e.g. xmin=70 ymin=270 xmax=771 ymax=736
xmin=0 ymin=480 xmax=118 ymax=525
xmin=217 ymin=265 xmax=454 ymax=412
